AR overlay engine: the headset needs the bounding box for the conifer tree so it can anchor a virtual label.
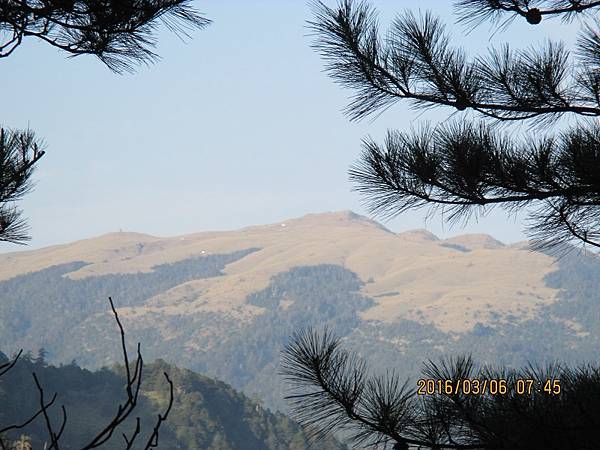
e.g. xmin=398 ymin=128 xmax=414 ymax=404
xmin=282 ymin=2 xmax=600 ymax=449
xmin=282 ymin=328 xmax=600 ymax=450
xmin=0 ymin=3 xmax=210 ymax=447
xmin=310 ymin=0 xmax=600 ymax=252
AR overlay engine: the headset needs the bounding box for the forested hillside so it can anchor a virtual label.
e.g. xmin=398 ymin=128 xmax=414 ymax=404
xmin=0 ymin=249 xmax=258 ymax=367
xmin=0 ymin=353 xmax=344 ymax=450
xmin=1 ymin=212 xmax=599 ymax=414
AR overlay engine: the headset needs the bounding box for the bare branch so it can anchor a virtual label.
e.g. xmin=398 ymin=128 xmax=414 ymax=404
xmin=0 ymin=350 xmax=23 ymax=377
xmin=79 ymin=297 xmax=144 ymax=449
xmin=32 ymin=373 xmax=63 ymax=450
xmin=0 ymin=391 xmax=58 ymax=436
xmin=0 ymin=297 xmax=173 ymax=449
xmin=142 ymin=372 xmax=174 ymax=449
xmin=123 ymin=418 xmax=140 ymax=449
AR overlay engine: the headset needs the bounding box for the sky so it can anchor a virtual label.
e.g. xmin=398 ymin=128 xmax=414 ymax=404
xmin=0 ymin=0 xmax=583 ymax=251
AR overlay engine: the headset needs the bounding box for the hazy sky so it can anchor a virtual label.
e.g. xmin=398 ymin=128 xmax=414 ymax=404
xmin=0 ymin=1 xmax=582 ymax=251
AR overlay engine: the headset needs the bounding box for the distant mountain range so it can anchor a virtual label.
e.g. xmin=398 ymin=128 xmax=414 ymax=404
xmin=1 ymin=210 xmax=599 ymax=413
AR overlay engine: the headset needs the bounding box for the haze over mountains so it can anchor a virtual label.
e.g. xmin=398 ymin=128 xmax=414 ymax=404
xmin=0 ymin=354 xmax=344 ymax=450
xmin=1 ymin=210 xmax=598 ymax=412
xmin=0 ymin=211 xmax=557 ymax=333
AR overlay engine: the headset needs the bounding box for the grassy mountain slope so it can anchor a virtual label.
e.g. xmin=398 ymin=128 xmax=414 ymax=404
xmin=0 ymin=210 xmax=597 ymax=413
xmin=0 ymin=211 xmax=558 ymax=334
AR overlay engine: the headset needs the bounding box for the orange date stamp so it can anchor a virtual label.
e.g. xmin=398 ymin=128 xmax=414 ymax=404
xmin=417 ymin=378 xmax=561 ymax=396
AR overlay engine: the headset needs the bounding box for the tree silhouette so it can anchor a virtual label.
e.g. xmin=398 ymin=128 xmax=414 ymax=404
xmin=281 ymin=329 xmax=600 ymax=450
xmin=0 ymin=297 xmax=174 ymax=450
xmin=0 ymin=0 xmax=211 ymax=73
xmin=0 ymin=0 xmax=211 ymax=245
xmin=0 ymin=5 xmax=208 ymax=445
xmin=308 ymin=0 xmax=600 ymax=251
xmin=278 ymin=1 xmax=600 ymax=448
xmin=0 ymin=128 xmax=45 ymax=244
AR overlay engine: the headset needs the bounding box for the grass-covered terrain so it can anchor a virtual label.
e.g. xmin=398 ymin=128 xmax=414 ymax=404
xmin=1 ymin=243 xmax=600 ymax=415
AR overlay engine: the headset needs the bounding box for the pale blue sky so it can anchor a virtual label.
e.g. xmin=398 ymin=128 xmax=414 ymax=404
xmin=0 ymin=1 xmax=582 ymax=250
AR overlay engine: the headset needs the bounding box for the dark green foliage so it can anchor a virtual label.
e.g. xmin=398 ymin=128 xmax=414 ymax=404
xmin=198 ymin=265 xmax=375 ymax=410
xmin=0 ymin=128 xmax=45 ymax=245
xmin=282 ymin=331 xmax=600 ymax=450
xmin=310 ymin=0 xmax=600 ymax=250
xmin=0 ymin=0 xmax=211 ymax=73
xmin=247 ymin=264 xmax=373 ymax=328
xmin=438 ymin=242 xmax=470 ymax=253
xmin=0 ymin=257 xmax=375 ymax=413
xmin=0 ymin=248 xmax=258 ymax=364
xmin=543 ymin=249 xmax=600 ymax=329
xmin=2 ymin=249 xmax=600 ymax=418
xmin=0 ymin=355 xmax=344 ymax=450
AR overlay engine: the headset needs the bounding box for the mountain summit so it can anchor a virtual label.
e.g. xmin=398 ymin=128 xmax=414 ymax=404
xmin=0 ymin=210 xmax=555 ymax=334
xmin=0 ymin=210 xmax=590 ymax=413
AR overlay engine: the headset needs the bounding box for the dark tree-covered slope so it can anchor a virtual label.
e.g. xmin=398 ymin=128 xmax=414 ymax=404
xmin=0 ymin=354 xmax=345 ymax=450
xmin=0 ymin=248 xmax=259 ymax=366
xmin=2 ymin=240 xmax=600 ymax=415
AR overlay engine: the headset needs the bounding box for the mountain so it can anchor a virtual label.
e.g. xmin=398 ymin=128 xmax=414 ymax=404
xmin=0 ymin=353 xmax=344 ymax=450
xmin=0 ymin=210 xmax=599 ymax=412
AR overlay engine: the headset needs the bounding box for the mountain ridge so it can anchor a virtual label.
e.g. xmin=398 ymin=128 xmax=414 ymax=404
xmin=0 ymin=210 xmax=555 ymax=334
xmin=0 ymin=210 xmax=596 ymax=413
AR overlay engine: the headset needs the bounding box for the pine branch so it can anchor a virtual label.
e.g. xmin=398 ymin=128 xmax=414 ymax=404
xmin=280 ymin=329 xmax=484 ymax=449
xmin=349 ymin=122 xmax=600 ymax=250
xmin=0 ymin=0 xmax=212 ymax=73
xmin=308 ymin=1 xmax=600 ymax=123
xmin=79 ymin=297 xmax=145 ymax=449
xmin=0 ymin=127 xmax=45 ymax=244
xmin=455 ymin=1 xmax=600 ymax=28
